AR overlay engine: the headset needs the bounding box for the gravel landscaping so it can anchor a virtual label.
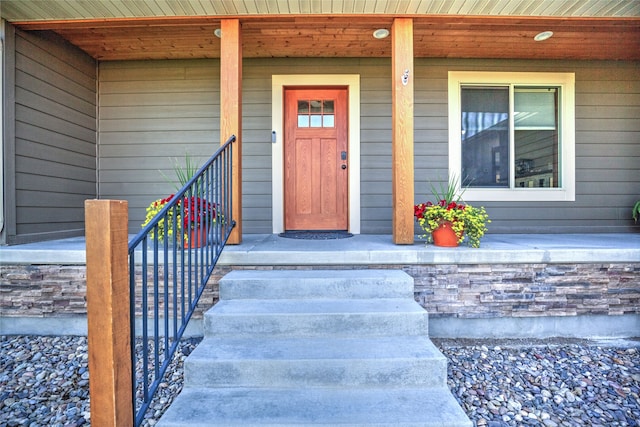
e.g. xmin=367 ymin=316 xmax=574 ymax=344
xmin=436 ymin=338 xmax=640 ymax=427
xmin=1 ymin=335 xmax=639 ymax=426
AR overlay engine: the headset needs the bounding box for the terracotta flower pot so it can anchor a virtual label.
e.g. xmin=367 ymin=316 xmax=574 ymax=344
xmin=184 ymin=227 xmax=207 ymax=248
xmin=432 ymin=221 xmax=461 ymax=247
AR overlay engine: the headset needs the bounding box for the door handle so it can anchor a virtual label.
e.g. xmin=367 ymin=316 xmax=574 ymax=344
xmin=341 ymin=164 xmax=347 ymax=170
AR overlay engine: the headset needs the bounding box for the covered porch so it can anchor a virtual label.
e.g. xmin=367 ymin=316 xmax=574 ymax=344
xmin=1 ymin=1 xmax=639 ymax=246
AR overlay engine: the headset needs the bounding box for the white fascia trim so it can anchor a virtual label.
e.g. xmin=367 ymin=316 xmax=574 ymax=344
xmin=271 ymin=74 xmax=361 ymax=234
xmin=448 ymin=71 xmax=576 ymax=202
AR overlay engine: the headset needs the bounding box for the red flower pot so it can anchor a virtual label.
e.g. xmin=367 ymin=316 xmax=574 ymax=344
xmin=184 ymin=227 xmax=207 ymax=249
xmin=432 ymin=221 xmax=461 ymax=247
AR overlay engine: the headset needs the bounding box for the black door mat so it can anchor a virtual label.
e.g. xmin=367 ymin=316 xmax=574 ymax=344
xmin=279 ymin=231 xmax=354 ymax=240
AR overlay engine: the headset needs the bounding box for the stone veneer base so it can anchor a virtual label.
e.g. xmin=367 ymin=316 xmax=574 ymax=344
xmin=2 ymin=263 xmax=639 ymax=338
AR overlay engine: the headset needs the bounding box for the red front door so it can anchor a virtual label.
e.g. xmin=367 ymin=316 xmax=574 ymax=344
xmin=284 ymin=87 xmax=348 ymax=231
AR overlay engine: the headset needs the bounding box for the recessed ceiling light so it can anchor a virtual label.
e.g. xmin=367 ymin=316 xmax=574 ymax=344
xmin=534 ymin=31 xmax=553 ymax=41
xmin=214 ymin=28 xmax=222 ymax=38
xmin=373 ymin=28 xmax=390 ymax=39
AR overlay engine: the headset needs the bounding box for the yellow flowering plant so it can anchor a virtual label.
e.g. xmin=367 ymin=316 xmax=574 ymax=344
xmin=142 ymin=195 xmax=177 ymax=241
xmin=142 ymin=154 xmax=212 ymax=242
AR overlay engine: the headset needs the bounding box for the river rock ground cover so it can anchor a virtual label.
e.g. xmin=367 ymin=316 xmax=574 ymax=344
xmin=435 ymin=338 xmax=639 ymax=427
xmin=1 ymin=335 xmax=638 ymax=426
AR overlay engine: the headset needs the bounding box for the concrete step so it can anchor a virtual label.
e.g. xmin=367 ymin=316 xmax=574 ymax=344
xmin=203 ymin=298 xmax=429 ymax=338
xmin=184 ymin=335 xmax=447 ymax=388
xmin=157 ymin=270 xmax=471 ymax=426
xmin=157 ymin=386 xmax=472 ymax=427
xmin=219 ymin=269 xmax=414 ymax=300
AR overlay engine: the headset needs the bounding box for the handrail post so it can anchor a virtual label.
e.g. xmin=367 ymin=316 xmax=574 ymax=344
xmin=85 ymin=200 xmax=134 ymax=427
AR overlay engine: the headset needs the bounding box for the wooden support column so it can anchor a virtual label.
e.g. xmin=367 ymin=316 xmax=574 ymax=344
xmin=85 ymin=200 xmax=133 ymax=427
xmin=392 ymin=18 xmax=415 ymax=244
xmin=220 ymin=19 xmax=242 ymax=244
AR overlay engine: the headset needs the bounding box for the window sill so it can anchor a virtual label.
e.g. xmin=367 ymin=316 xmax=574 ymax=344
xmin=463 ymin=187 xmax=575 ymax=202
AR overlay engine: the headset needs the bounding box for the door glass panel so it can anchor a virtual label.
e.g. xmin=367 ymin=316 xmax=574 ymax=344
xmin=323 ymin=115 xmax=335 ymax=127
xmin=296 ymin=99 xmax=335 ymax=128
xmin=298 ymin=115 xmax=310 ymax=127
xmin=298 ymin=100 xmax=310 ymax=127
xmin=323 ymin=100 xmax=334 ymax=127
xmin=461 ymin=86 xmax=509 ymax=187
xmin=310 ymin=100 xmax=322 ymax=113
xmin=323 ymin=100 xmax=334 ymax=113
xmin=298 ymin=100 xmax=309 ymax=113
xmin=310 ymin=100 xmax=322 ymax=127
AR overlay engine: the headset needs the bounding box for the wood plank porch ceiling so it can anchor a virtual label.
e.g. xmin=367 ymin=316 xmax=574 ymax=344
xmin=3 ymin=1 xmax=639 ymax=61
xmin=9 ymin=15 xmax=640 ymax=61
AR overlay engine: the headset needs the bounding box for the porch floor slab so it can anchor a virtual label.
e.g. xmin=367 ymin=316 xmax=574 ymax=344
xmin=1 ymin=233 xmax=639 ymax=265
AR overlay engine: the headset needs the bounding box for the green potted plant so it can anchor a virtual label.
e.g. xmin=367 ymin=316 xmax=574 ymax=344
xmin=141 ymin=154 xmax=217 ymax=246
xmin=414 ymin=177 xmax=490 ymax=248
xmin=633 ymin=200 xmax=640 ymax=223
xmin=161 ymin=153 xmax=200 ymax=191
xmin=142 ymin=195 xmax=216 ymax=246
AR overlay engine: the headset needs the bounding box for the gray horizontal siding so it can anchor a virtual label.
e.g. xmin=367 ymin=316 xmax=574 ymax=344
xmin=11 ymin=30 xmax=97 ymax=242
xmin=414 ymin=58 xmax=640 ymax=234
xmin=97 ymin=56 xmax=639 ymax=235
xmin=98 ymin=60 xmax=221 ymax=233
xmin=97 ymin=57 xmax=401 ymax=234
xmin=569 ymin=62 xmax=639 ymax=230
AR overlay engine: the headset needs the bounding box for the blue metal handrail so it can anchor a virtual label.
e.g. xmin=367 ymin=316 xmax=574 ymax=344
xmin=127 ymin=135 xmax=235 ymax=426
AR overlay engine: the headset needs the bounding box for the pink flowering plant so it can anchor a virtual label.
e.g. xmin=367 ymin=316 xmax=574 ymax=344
xmin=414 ymin=177 xmax=490 ymax=248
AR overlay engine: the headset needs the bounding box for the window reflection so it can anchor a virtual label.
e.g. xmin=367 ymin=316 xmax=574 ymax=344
xmin=310 ymin=100 xmax=322 ymax=113
xmin=461 ymin=85 xmax=560 ymax=189
xmin=323 ymin=100 xmax=334 ymax=113
xmin=514 ymin=88 xmax=559 ymax=188
xmin=461 ymin=86 xmax=510 ymax=187
xmin=298 ymin=100 xmax=309 ymax=114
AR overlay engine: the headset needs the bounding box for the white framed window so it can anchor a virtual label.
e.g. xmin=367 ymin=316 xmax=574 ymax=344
xmin=448 ymin=71 xmax=575 ymax=202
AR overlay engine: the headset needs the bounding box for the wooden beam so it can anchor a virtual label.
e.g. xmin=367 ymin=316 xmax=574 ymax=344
xmin=391 ymin=17 xmax=414 ymax=245
xmin=85 ymin=200 xmax=133 ymax=427
xmin=220 ymin=19 xmax=243 ymax=244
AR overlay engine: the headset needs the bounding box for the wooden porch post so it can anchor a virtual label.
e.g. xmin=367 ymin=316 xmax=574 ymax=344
xmin=85 ymin=200 xmax=133 ymax=427
xmin=392 ymin=18 xmax=415 ymax=244
xmin=220 ymin=19 xmax=243 ymax=244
